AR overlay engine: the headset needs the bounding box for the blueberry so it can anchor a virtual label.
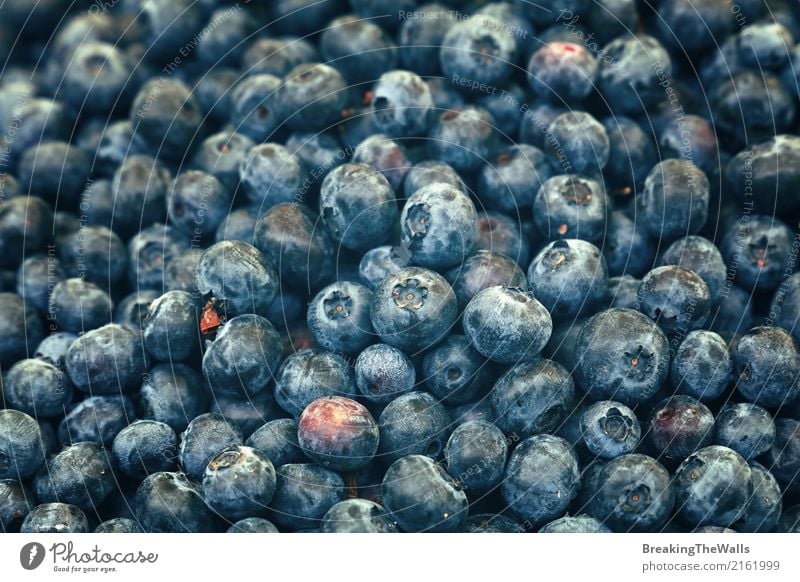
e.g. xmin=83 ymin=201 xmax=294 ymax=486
xmin=422 ymin=334 xmax=494 ymax=405
xmin=539 ymin=514 xmax=611 ymax=533
xmin=139 ymin=363 xmax=209 ymax=434
xmin=111 ymin=156 xmax=171 ymax=236
xmin=736 ymin=462 xmax=783 ymax=533
xmin=164 ymin=249 xmax=202 ymax=294
xmin=382 ymin=455 xmax=467 ymax=532
xmin=65 ymin=324 xmax=149 ymax=395
xmin=575 ymin=308 xmax=670 ymax=405
xmin=638 ymin=266 xmax=711 ymax=335
xmin=215 ymin=207 xmax=259 ymax=247
xmin=0 ymin=410 xmax=44 ymax=480
xmin=141 ymin=291 xmax=200 ymax=362
xmin=202 ymin=445 xmax=276 ymax=521
xmin=370 ymin=267 xmax=459 ymax=353
xmin=91 ymin=121 xmax=148 ymax=177
xmin=403 ymin=160 xmax=465 ymax=199
xmin=319 ymin=163 xmax=398 ymax=252
xmin=769 ymin=273 xmax=800 ymax=344
xmin=321 ymin=499 xmax=397 ymax=533
xmin=227 ymin=518 xmax=279 ymax=533
xmin=711 ymin=285 xmax=753 ymax=335
xmin=139 ymin=0 xmax=204 ymax=61
xmin=602 ymin=116 xmax=658 ymax=192
xmin=196 ymin=7 xmax=253 ymax=67
xmin=588 ymin=454 xmax=675 ymax=532
xmin=674 ymin=446 xmax=752 ymax=528
xmin=479 ymin=145 xmax=553 ymax=215
xmin=239 ymin=143 xmax=305 ymax=210
xmin=656 ymin=114 xmax=719 ymax=176
xmin=398 ymin=4 xmax=455 ymax=76
xmin=371 ymin=70 xmax=434 ymax=138
xmin=427 ymin=106 xmax=498 ymax=172
xmin=657 ymin=0 xmax=735 ymax=53
xmin=18 ymin=141 xmax=91 ymax=207
xmin=721 ymin=215 xmax=795 ymax=293
xmin=440 ymin=15 xmax=517 ymax=88
xmin=0 ymin=480 xmax=32 ymax=532
xmin=59 ymin=226 xmax=127 ymax=288
xmin=527 ymin=239 xmax=609 ymax=319
xmin=58 ymin=395 xmax=135 ymax=447
xmin=446 ymin=251 xmax=527 ymax=308
xmin=48 ymin=278 xmax=113 ymax=334
xmin=275 ymin=349 xmax=356 ymax=418
xmin=351 ymin=134 xmax=411 ymax=192
xmin=463 ymin=514 xmax=526 ymax=533
xmin=178 ymin=414 xmax=243 ymax=483
xmin=355 ymin=343 xmax=416 ymax=405
xmin=763 ymin=418 xmax=800 ymax=496
xmin=603 ymin=212 xmax=654 ymax=278
xmin=202 ymin=314 xmax=282 ymax=398
xmin=246 ymin=419 xmax=304 ymax=467
xmin=0 ymin=197 xmax=54 ymax=270
xmin=196 ymin=241 xmax=278 ymax=318
xmin=321 ymin=16 xmax=397 ymax=83
xmin=670 ymin=330 xmax=733 ymax=401
xmin=242 ymin=36 xmax=319 ymax=77
xmin=378 ymin=391 xmax=451 ymax=464
xmin=444 ymin=420 xmax=507 ymax=495
xmin=112 ymin=420 xmax=178 ymax=480
xmin=298 ymin=396 xmax=379 ymax=472
xmin=477 ymin=82 xmax=526 ymax=139
xmin=502 ymin=434 xmax=580 ymax=527
xmin=474 ymin=212 xmax=530 ymax=266
xmin=276 ymin=63 xmax=348 ymax=132
xmin=2 ymin=358 xmax=73 ymax=418
xmin=580 ymin=400 xmax=641 ymax=459
xmin=660 ymin=236 xmax=727 ymax=303
xmin=533 ymin=174 xmax=608 ymax=243
xmin=649 ymin=395 xmax=715 ymax=466
xmin=127 ymin=224 xmax=188 ymax=291
xmin=269 ymin=463 xmax=345 ymax=530
xmin=732 ymin=326 xmax=800 ymax=408
xmin=167 ymin=171 xmax=230 ymax=241
xmin=528 ymin=41 xmax=598 ymax=103
xmin=32 ymin=441 xmax=114 ymax=511
xmin=358 ymin=245 xmax=411 ymax=291
xmin=94 ymin=518 xmax=143 ymax=533
xmin=135 ymin=472 xmax=220 ymax=533
xmin=21 ymin=503 xmax=89 ymax=534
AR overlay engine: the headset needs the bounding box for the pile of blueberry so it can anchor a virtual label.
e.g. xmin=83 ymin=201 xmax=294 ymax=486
xmin=1 ymin=0 xmax=800 ymax=534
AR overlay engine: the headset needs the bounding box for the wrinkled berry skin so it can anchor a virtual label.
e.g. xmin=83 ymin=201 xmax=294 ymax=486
xmin=446 ymin=251 xmax=527 ymax=309
xmin=298 ymin=397 xmax=379 ymax=472
xmin=32 ymin=442 xmax=114 ymax=511
xmin=370 ymin=267 xmax=459 ymax=353
xmin=638 ymin=266 xmax=711 ymax=335
xmin=321 ymin=499 xmax=397 ymax=533
xmin=0 ymin=410 xmax=45 ymax=480
xmin=737 ymin=462 xmax=782 ymax=533
xmin=382 ymin=455 xmax=468 ymax=533
xmin=203 ymin=446 xmax=276 ymax=521
xmin=540 ymin=515 xmax=611 ymax=533
xmin=464 ymin=286 xmax=552 ymax=365
xmin=307 ymin=281 xmax=375 ymax=354
xmin=714 ymin=403 xmax=775 ymax=461
xmin=575 ymin=309 xmax=670 ymax=405
xmin=648 ymin=395 xmax=715 ymax=466
xmin=401 ymin=183 xmax=477 ymax=270
xmin=379 ymin=392 xmax=451 ymax=465
xmin=674 ymin=446 xmax=752 ymax=528
xmin=490 ymin=359 xmax=575 ymax=439
xmin=21 ymin=503 xmax=89 ymax=534
xmin=202 ymin=315 xmax=283 ymax=398
xmin=670 ymin=331 xmax=733 ymax=401
xmin=502 ymin=435 xmax=580 ymax=528
xmin=422 ymin=335 xmax=493 ymax=405
xmin=444 ymin=420 xmax=507 ymax=495
xmin=269 ymin=463 xmax=345 ymax=530
xmin=178 ymin=414 xmax=243 ymax=482
xmin=731 ymin=326 xmax=800 ymax=408
xmin=274 ymin=350 xmax=356 ymax=419
xmin=580 ymin=401 xmax=641 ymax=459
xmin=355 ymin=343 xmax=415 ymax=406
xmin=588 ymin=454 xmax=675 ymax=532
xmin=135 ymin=472 xmax=220 ymax=533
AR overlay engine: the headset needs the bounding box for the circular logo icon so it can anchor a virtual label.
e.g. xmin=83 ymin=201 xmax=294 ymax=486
xmin=20 ymin=542 xmax=46 ymax=570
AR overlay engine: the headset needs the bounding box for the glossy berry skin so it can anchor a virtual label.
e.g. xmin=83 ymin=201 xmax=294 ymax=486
xmin=422 ymin=335 xmax=493 ymax=405
xmin=648 ymin=396 xmax=715 ymax=466
xmin=142 ymin=291 xmax=199 ymax=362
xmin=479 ymin=145 xmax=553 ymax=214
xmin=139 ymin=364 xmax=209 ymax=434
xmin=298 ymin=397 xmax=379 ymax=472
xmin=135 ymin=472 xmax=219 ymax=533
xmin=533 ymin=174 xmax=608 ymax=244
xmin=670 ymin=331 xmax=733 ymax=401
xmin=575 ymin=308 xmax=670 ymax=405
xmin=540 ymin=515 xmax=611 ymax=533
xmin=65 ymin=324 xmax=148 ymax=395
xmin=427 ymin=106 xmax=498 ymax=172
xmin=444 ymin=420 xmax=507 ymax=495
xmin=21 ymin=503 xmax=89 ymax=534
xmin=638 ymin=266 xmax=711 ymax=335
xmin=320 ymin=163 xmax=398 ymax=252
xmin=370 ymin=267 xmax=459 ymax=353
xmin=254 ymin=203 xmax=335 ymax=290
xmin=378 ymin=392 xmax=451 ymax=465
xmin=382 ymin=455 xmax=468 ymax=533
xmin=277 ymin=63 xmax=348 ymax=132
xmin=355 ymin=343 xmax=415 ymax=406
xmin=639 ymin=159 xmax=709 ymax=244
xmin=178 ymin=414 xmax=243 ymax=482
xmin=112 ymin=420 xmax=178 ymax=480
xmin=203 ymin=446 xmax=276 ymax=521
xmin=440 ymin=15 xmax=517 ymax=87
xmin=3 ymin=358 xmax=73 ymax=418
xmin=0 ymin=479 xmax=31 ymax=532
xmin=588 ymin=454 xmax=675 ymax=532
xmin=732 ymin=326 xmax=800 ymax=408
xmin=227 ymin=518 xmax=279 ymax=533
xmin=401 ymin=182 xmax=477 ymax=270
xmin=546 ymin=112 xmax=610 ymax=175
xmin=32 ymin=442 xmax=114 ymax=511
xmin=714 ymin=403 xmax=775 ymax=461
xmin=321 ymin=499 xmax=397 ymax=533
xmin=446 ymin=251 xmax=527 ymax=308
xmin=269 ymin=463 xmax=345 ymax=530
xmin=580 ymin=401 xmax=641 ymax=459
xmin=196 ymin=241 xmax=278 ymax=318
xmin=491 ymin=359 xmax=575 ymax=439
xmin=48 ymin=278 xmax=112 ymax=334
xmin=58 ymin=395 xmax=135 ymax=447
xmin=763 ymin=419 xmax=800 ymax=496
xmin=463 ymin=286 xmax=552 ymax=365
xmin=371 ymin=70 xmax=433 ymax=138
xmin=721 ymin=215 xmax=795 ymax=293
xmin=246 ymin=419 xmax=304 ymax=468
xmin=0 ymin=410 xmax=45 ymax=480
xmin=275 ymin=350 xmax=356 ymax=418
xmin=674 ymin=446 xmax=752 ymax=528
xmin=527 ymin=239 xmax=609 ymax=319
xmin=502 ymin=435 xmax=580 ymax=528
xmin=0 ymin=293 xmax=43 ymax=367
